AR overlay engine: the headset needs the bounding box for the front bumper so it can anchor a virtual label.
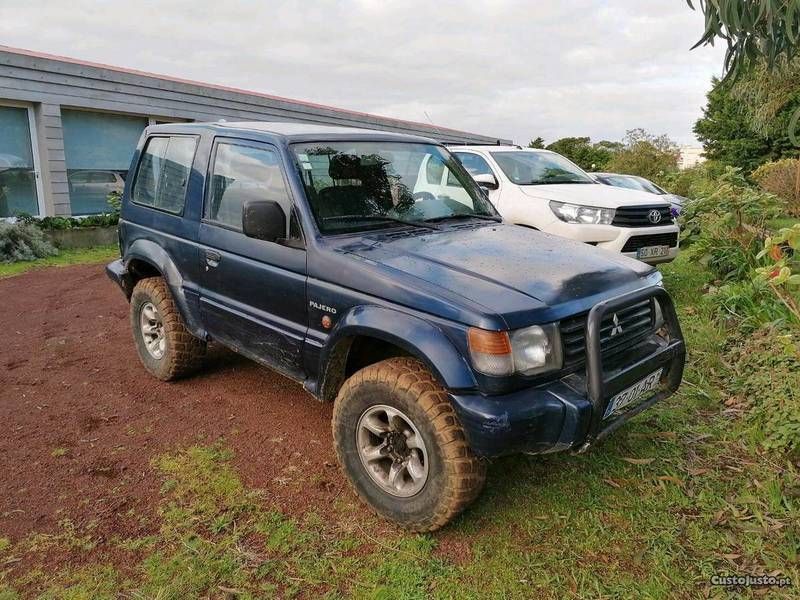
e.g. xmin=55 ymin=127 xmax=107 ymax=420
xmin=620 ymin=246 xmax=679 ymax=265
xmin=541 ymin=219 xmax=680 ymax=264
xmin=449 ymin=286 xmax=686 ymax=457
xmin=105 ymin=258 xmax=132 ymax=297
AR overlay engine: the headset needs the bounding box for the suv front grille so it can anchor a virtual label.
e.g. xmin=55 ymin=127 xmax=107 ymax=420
xmin=560 ymin=299 xmax=655 ymax=368
xmin=612 ymin=205 xmax=673 ymax=228
xmin=621 ymin=232 xmax=678 ymax=252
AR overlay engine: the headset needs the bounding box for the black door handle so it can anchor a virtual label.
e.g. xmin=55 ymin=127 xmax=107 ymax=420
xmin=205 ymin=250 xmax=221 ymax=268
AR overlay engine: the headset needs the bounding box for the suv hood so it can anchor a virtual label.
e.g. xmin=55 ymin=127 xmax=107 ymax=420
xmin=336 ymin=223 xmax=655 ymax=329
xmin=518 ymin=182 xmax=670 ymax=209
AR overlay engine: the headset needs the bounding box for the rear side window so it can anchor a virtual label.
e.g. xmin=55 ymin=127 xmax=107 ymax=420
xmin=453 ymin=152 xmax=494 ymax=177
xmin=206 ymin=142 xmax=292 ymax=231
xmin=132 ymin=136 xmax=197 ymax=214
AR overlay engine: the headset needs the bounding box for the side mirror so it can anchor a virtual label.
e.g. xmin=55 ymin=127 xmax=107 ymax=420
xmin=473 ymin=173 xmax=499 ymax=191
xmin=242 ymin=200 xmax=286 ymax=242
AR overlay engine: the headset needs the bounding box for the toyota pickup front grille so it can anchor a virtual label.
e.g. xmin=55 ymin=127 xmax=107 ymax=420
xmin=560 ymin=299 xmax=655 ymax=368
xmin=621 ymin=232 xmax=679 ymax=252
xmin=612 ymin=205 xmax=673 ymax=227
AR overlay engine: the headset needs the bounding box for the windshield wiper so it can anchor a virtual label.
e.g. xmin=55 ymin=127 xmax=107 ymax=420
xmin=424 ymin=213 xmax=502 ymax=223
xmin=322 ymin=214 xmax=440 ymax=231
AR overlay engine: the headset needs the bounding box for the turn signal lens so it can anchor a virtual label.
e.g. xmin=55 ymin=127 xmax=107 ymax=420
xmin=467 ymin=328 xmax=513 ymax=376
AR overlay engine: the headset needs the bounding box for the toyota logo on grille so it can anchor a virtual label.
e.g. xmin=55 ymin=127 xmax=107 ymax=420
xmin=648 ymin=209 xmax=662 ymax=224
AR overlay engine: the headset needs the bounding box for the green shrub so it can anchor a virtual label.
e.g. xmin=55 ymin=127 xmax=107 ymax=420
xmin=0 ymin=221 xmax=58 ymax=263
xmin=17 ymin=213 xmax=119 ymax=231
xmin=726 ymin=327 xmax=800 ymax=455
xmin=751 ymin=158 xmax=800 ymax=216
xmin=16 ymin=190 xmax=121 ymax=231
xmin=603 ymin=128 xmax=679 ymax=181
xmin=655 ymin=161 xmax=727 ymax=200
xmin=680 ymin=167 xmax=784 ymax=278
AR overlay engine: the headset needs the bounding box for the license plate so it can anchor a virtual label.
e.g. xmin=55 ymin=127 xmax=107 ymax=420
xmin=603 ymin=369 xmax=663 ymax=419
xmin=636 ymin=245 xmax=670 ymax=259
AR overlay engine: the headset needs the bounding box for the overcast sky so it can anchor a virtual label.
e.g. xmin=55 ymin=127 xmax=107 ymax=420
xmin=0 ymin=1 xmax=725 ymax=146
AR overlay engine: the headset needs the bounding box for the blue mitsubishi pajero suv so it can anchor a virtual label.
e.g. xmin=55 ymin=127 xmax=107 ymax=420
xmin=107 ymin=122 xmax=685 ymax=531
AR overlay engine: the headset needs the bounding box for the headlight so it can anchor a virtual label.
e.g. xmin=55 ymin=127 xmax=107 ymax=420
xmin=467 ymin=324 xmax=563 ymax=377
xmin=550 ymin=201 xmax=615 ymax=225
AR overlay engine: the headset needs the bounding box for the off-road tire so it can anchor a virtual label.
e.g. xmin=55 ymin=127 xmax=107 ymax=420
xmin=130 ymin=277 xmax=206 ymax=381
xmin=332 ymin=357 xmax=486 ymax=532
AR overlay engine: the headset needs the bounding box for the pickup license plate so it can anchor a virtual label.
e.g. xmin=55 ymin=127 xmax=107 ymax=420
xmin=603 ymin=369 xmax=663 ymax=419
xmin=636 ymin=245 xmax=670 ymax=259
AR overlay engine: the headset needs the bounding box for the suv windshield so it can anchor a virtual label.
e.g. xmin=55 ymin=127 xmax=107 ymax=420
xmin=604 ymin=175 xmax=666 ymax=195
xmin=490 ymin=151 xmax=595 ymax=185
xmin=292 ymin=141 xmax=498 ymax=234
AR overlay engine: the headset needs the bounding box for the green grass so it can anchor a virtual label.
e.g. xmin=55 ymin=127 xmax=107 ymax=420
xmin=0 ymin=245 xmax=118 ymax=278
xmin=768 ymin=216 xmax=800 ymax=230
xmin=1 ymin=253 xmax=797 ymax=598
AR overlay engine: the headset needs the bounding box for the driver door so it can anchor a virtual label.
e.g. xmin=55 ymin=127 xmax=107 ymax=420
xmin=197 ymin=138 xmax=308 ymax=379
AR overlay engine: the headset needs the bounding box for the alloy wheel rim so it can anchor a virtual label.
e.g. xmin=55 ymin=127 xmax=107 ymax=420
xmin=356 ymin=404 xmax=429 ymax=497
xmin=139 ymin=301 xmax=166 ymax=360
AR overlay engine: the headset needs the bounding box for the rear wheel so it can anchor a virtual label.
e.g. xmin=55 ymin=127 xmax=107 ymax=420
xmin=332 ymin=357 xmax=485 ymax=531
xmin=130 ymin=277 xmax=206 ymax=381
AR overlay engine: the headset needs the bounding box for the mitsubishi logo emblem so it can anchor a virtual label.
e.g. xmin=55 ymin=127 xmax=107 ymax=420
xmin=610 ymin=313 xmax=623 ymax=337
xmin=648 ymin=209 xmax=662 ymax=224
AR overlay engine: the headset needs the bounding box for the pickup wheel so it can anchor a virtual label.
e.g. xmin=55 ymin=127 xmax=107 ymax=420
xmin=332 ymin=357 xmax=485 ymax=532
xmin=130 ymin=277 xmax=206 ymax=381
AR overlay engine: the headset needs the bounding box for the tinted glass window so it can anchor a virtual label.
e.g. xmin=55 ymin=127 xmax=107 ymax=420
xmin=0 ymin=105 xmax=38 ymax=217
xmin=453 ymin=152 xmax=493 ymax=177
xmin=425 ymin=155 xmax=445 ymax=185
xmin=132 ymin=138 xmax=168 ymax=208
xmin=207 ymin=143 xmax=291 ymax=230
xmin=158 ymin=137 xmax=196 ymax=213
xmin=132 ymin=136 xmax=196 ymax=214
xmin=292 ymin=141 xmax=497 ymax=234
xmin=605 ymin=175 xmax=665 ymax=195
xmin=490 ymin=151 xmax=594 ymax=185
xmin=62 ymin=109 xmax=147 ymax=215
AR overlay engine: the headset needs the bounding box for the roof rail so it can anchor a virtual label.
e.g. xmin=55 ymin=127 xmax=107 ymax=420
xmin=445 ymin=141 xmax=523 ymax=149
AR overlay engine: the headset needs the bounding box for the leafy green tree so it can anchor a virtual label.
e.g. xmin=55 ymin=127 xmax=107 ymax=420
xmin=689 ymin=0 xmax=800 ymax=79
xmin=544 ymin=137 xmax=613 ymax=171
xmin=528 ymin=137 xmax=546 ymax=149
xmin=594 ymin=140 xmax=624 ymax=154
xmin=604 ymin=129 xmax=679 ymax=180
xmin=694 ymin=77 xmax=774 ymax=173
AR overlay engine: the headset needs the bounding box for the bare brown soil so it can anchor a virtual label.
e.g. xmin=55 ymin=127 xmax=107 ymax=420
xmin=0 ymin=264 xmax=354 ymax=567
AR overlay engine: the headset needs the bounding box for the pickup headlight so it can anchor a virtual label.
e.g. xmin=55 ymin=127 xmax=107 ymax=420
xmin=467 ymin=324 xmax=563 ymax=377
xmin=550 ymin=201 xmax=615 ymax=225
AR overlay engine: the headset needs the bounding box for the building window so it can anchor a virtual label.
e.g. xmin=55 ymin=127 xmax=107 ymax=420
xmin=0 ymin=106 xmax=39 ymax=218
xmin=62 ymin=109 xmax=148 ymax=215
xmin=132 ymin=136 xmax=197 ymax=214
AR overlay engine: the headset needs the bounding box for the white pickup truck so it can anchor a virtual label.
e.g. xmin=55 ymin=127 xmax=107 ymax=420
xmin=428 ymin=145 xmax=680 ymax=264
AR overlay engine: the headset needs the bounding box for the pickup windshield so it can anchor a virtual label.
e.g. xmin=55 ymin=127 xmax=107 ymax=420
xmin=292 ymin=141 xmax=498 ymax=234
xmin=490 ymin=151 xmax=595 ymax=185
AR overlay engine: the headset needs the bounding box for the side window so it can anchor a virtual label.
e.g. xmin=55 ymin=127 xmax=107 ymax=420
xmin=453 ymin=152 xmax=494 ymax=178
xmin=206 ymin=142 xmax=292 ymax=232
xmin=425 ymin=155 xmax=446 ymax=185
xmin=132 ymin=136 xmax=197 ymax=214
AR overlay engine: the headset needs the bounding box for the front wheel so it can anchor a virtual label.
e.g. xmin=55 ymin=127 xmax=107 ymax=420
xmin=130 ymin=277 xmax=206 ymax=381
xmin=332 ymin=358 xmax=486 ymax=531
